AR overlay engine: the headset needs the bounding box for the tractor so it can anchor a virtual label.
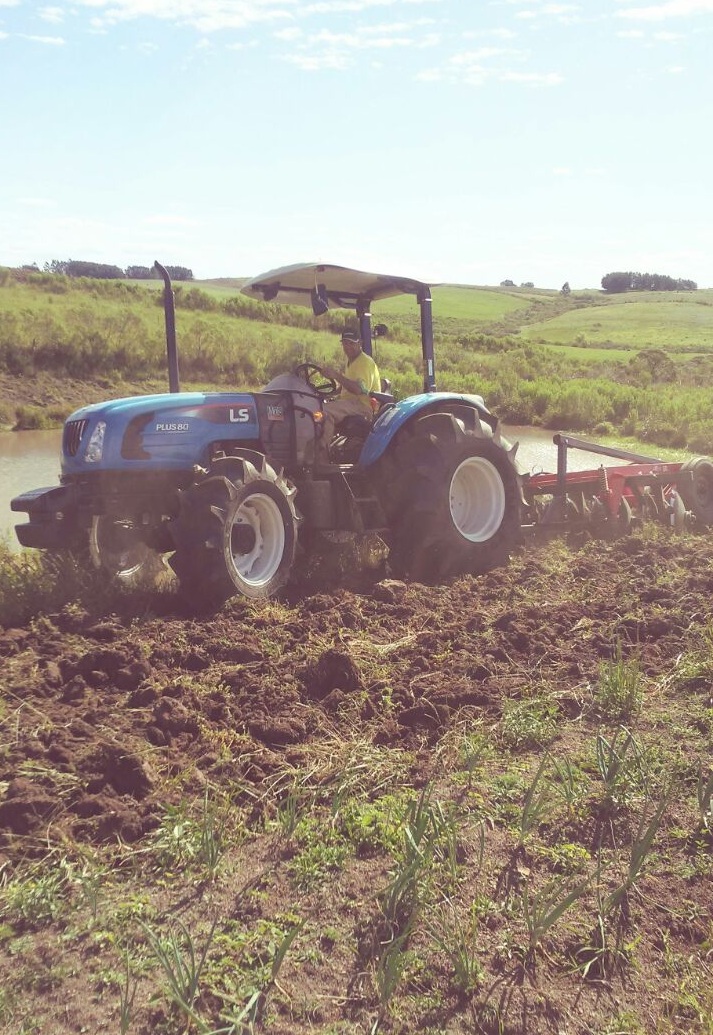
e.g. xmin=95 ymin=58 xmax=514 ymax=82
xmin=11 ymin=261 xmax=523 ymax=602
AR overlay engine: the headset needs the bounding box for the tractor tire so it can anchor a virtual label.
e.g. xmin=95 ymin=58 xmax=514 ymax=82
xmin=381 ymin=412 xmax=521 ymax=583
xmin=88 ymin=515 xmax=163 ymax=584
xmin=168 ymin=454 xmax=299 ymax=604
xmin=677 ymin=456 xmax=713 ymax=527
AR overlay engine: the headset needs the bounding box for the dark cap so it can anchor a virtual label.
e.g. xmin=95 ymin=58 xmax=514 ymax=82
xmin=340 ymin=331 xmax=361 ymax=344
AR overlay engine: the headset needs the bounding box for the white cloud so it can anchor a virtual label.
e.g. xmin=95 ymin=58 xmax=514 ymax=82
xmin=17 ymin=197 xmax=55 ymax=207
xmin=463 ymin=27 xmax=517 ymax=39
xmin=67 ymin=0 xmax=440 ymax=33
xmin=552 ymin=166 xmax=572 ymax=175
xmin=283 ymin=51 xmax=351 ymax=69
xmin=278 ymin=17 xmax=442 ymax=67
xmin=666 ymin=62 xmax=685 ymax=70
xmin=501 ymin=69 xmax=563 ymax=82
xmin=617 ymin=0 xmax=713 ymax=20
xmin=38 ymin=6 xmax=64 ymax=23
xmin=18 ymin=33 xmax=65 ymax=44
xmin=144 ymin=214 xmax=202 ymax=227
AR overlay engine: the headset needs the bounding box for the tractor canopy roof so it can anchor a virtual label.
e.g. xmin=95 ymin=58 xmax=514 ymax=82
xmin=241 ymin=262 xmax=437 ymax=392
xmin=240 ymin=263 xmax=431 ymax=312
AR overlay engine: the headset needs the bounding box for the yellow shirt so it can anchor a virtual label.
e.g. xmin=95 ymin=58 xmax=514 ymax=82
xmin=343 ymin=351 xmax=381 ymax=413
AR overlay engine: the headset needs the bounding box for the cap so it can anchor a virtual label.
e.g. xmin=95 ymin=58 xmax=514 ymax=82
xmin=340 ymin=331 xmax=361 ymax=344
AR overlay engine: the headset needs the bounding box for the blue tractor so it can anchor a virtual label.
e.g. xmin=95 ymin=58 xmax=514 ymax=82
xmin=11 ymin=262 xmax=522 ymax=602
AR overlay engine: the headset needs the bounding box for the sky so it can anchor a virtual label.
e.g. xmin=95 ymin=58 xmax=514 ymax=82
xmin=1 ymin=0 xmax=712 ymax=291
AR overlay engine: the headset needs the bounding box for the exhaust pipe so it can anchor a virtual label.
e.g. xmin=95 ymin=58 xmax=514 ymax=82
xmin=154 ymin=260 xmax=180 ymax=393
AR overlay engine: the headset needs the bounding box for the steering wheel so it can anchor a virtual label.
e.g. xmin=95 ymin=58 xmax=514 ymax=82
xmin=294 ymin=362 xmax=340 ymax=399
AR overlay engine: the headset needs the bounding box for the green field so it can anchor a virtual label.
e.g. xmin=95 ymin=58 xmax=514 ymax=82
xmin=2 ymin=267 xmax=713 ymax=453
xmin=520 ymin=290 xmax=713 ymax=350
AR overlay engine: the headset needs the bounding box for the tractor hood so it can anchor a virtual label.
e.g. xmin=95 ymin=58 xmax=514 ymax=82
xmin=61 ymin=391 xmax=262 ymax=475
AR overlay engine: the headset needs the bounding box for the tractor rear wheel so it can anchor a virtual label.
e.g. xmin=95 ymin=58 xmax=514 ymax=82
xmin=169 ymin=454 xmax=299 ymax=603
xmin=382 ymin=412 xmax=521 ymax=582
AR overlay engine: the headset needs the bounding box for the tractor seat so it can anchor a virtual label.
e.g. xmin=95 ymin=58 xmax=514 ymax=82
xmin=369 ymin=377 xmax=395 ymax=411
xmin=337 ymin=413 xmax=373 ymax=438
xmin=369 ymin=391 xmax=395 ymax=408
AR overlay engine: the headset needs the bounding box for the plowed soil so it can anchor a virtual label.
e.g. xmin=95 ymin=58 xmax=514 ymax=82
xmin=1 ymin=528 xmax=712 ymax=1035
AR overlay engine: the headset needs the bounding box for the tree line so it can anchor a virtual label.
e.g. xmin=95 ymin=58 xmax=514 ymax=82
xmin=601 ymin=271 xmax=697 ymax=293
xmin=33 ymin=260 xmax=194 ymax=281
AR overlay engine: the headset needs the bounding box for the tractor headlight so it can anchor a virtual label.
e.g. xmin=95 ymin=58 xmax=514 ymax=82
xmin=84 ymin=421 xmax=106 ymax=463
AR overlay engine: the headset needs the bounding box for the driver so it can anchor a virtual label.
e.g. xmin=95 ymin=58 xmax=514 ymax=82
xmin=316 ymin=331 xmax=381 ymax=463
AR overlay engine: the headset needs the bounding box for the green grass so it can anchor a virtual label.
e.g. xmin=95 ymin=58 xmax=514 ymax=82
xmin=521 ymin=290 xmax=713 ymax=349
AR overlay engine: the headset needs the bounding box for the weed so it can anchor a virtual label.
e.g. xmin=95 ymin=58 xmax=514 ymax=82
xmin=695 ymin=765 xmax=713 ymax=832
xmin=521 ymin=874 xmax=590 ymax=956
xmin=336 ymin=794 xmax=403 ymax=856
xmin=202 ymin=916 xmax=304 ymax=1032
xmin=140 ymin=917 xmax=217 ymax=1028
xmin=604 ymin=780 xmax=676 ymax=915
xmin=148 ymin=790 xmax=226 ymax=878
xmin=519 ymin=755 xmax=555 ymax=845
xmin=456 ymin=727 xmax=492 ymax=787
xmin=549 ymin=753 xmax=589 ymax=818
xmin=379 ymin=785 xmax=462 ymax=937
xmin=275 ymin=784 xmax=312 ymax=839
xmin=371 ymin=931 xmax=411 ymax=1033
xmin=535 ymin=841 xmax=590 ymax=875
xmin=0 ymin=856 xmax=72 ymax=928
xmin=118 ymin=952 xmax=139 ymax=1035
xmin=595 ymin=643 xmax=643 ymax=721
xmin=499 ymin=696 xmax=558 ymax=750
xmin=288 ymin=817 xmax=349 ymax=890
xmin=73 ymin=856 xmax=108 ymax=923
xmin=428 ymin=900 xmax=484 ymax=993
xmin=593 ymin=728 xmax=646 ymax=814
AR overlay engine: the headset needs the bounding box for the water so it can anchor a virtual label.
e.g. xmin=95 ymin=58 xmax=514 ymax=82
xmin=1 ymin=429 xmax=63 ymax=549
xmin=0 ymin=424 xmax=631 ymax=549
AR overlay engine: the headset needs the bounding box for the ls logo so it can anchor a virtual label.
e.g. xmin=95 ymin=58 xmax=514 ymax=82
xmin=229 ymin=407 xmax=252 ymax=423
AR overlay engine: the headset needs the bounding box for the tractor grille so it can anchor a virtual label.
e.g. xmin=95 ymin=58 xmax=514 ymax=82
xmin=63 ymin=418 xmax=88 ymax=457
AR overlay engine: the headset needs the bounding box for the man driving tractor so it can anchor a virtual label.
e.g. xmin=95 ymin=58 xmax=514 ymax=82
xmin=316 ymin=330 xmax=381 ymax=463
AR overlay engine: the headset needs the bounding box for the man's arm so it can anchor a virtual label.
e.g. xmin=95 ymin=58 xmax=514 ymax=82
xmin=320 ymin=364 xmax=368 ymax=396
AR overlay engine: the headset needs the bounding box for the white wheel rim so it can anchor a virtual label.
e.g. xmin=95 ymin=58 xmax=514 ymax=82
xmin=90 ymin=516 xmax=148 ymax=578
xmin=449 ymin=457 xmax=505 ymax=542
xmin=228 ymin=493 xmax=286 ymax=588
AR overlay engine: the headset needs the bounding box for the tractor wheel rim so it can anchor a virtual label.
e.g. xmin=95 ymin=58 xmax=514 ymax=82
xmin=449 ymin=456 xmax=505 ymax=542
xmin=228 ymin=493 xmax=285 ymax=587
xmin=90 ymin=516 xmax=148 ymax=578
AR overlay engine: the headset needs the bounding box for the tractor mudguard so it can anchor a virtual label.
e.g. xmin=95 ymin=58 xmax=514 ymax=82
xmin=358 ymin=392 xmax=493 ymax=467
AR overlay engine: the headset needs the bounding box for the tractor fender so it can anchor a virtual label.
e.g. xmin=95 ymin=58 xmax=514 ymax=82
xmin=358 ymin=392 xmax=494 ymax=467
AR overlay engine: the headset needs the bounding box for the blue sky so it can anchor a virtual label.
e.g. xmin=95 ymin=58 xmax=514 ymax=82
xmin=1 ymin=0 xmax=711 ymax=290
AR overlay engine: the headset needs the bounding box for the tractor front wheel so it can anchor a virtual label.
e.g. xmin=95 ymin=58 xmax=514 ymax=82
xmin=88 ymin=515 xmax=162 ymax=583
xmin=169 ymin=455 xmax=299 ymax=604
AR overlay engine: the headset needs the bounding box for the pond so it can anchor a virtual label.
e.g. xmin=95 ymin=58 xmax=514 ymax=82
xmin=0 ymin=424 xmax=639 ymax=550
